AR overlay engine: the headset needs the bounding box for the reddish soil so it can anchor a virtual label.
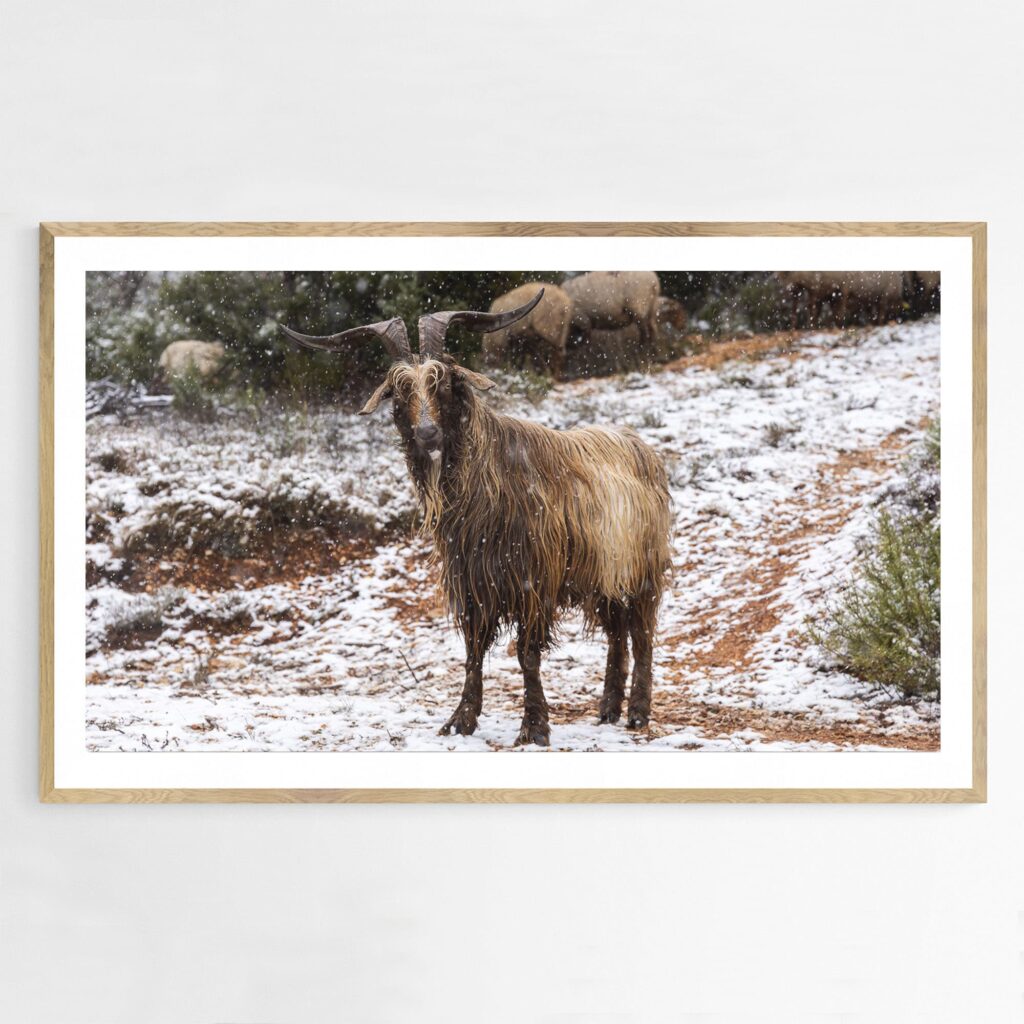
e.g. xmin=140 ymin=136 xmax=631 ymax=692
xmin=664 ymin=329 xmax=844 ymax=373
xmin=112 ymin=530 xmax=379 ymax=594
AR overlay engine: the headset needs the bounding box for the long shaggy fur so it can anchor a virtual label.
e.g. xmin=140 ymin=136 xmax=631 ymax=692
xmin=387 ymin=357 xmax=671 ymax=720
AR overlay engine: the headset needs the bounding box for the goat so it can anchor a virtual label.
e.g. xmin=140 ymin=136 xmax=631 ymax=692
xmin=281 ymin=291 xmax=671 ymax=746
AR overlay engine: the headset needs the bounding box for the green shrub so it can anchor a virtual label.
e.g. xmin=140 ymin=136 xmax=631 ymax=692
xmin=810 ymin=512 xmax=940 ymax=696
xmin=695 ymin=293 xmax=734 ymax=336
xmin=170 ymin=368 xmax=217 ymax=422
xmin=809 ymin=425 xmax=941 ymax=697
xmin=737 ymin=277 xmax=789 ymax=332
xmin=87 ymin=270 xmax=553 ymax=400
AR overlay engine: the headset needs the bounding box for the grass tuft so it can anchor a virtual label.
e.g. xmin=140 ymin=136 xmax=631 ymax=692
xmin=104 ymin=587 xmax=184 ymax=648
xmin=763 ymin=421 xmax=799 ymax=448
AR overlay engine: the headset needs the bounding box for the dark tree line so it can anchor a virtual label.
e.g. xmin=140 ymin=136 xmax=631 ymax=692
xmin=86 ymin=270 xmax=937 ymax=399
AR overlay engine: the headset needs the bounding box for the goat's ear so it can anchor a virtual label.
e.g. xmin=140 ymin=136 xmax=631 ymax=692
xmin=359 ymin=381 xmax=392 ymax=415
xmin=453 ymin=365 xmax=496 ymax=391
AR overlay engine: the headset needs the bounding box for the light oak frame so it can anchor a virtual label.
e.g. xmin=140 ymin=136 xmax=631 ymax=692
xmin=39 ymin=221 xmax=987 ymax=803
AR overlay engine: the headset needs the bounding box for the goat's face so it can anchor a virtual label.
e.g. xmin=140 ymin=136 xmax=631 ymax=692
xmin=360 ymin=357 xmax=496 ymax=460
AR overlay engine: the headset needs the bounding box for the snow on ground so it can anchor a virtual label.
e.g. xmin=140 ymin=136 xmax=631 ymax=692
xmin=85 ymin=317 xmax=941 ymax=752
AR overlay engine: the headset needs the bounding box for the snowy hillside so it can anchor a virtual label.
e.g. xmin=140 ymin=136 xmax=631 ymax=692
xmin=84 ymin=317 xmax=941 ymax=752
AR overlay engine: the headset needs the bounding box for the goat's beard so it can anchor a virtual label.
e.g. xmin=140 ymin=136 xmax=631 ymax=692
xmin=416 ymin=446 xmax=446 ymax=536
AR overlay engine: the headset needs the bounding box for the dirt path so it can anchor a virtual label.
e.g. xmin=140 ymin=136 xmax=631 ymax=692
xmin=648 ymin=427 xmax=935 ymax=750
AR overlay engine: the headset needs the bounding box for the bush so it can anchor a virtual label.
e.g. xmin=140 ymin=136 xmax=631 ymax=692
xmin=737 ymin=277 xmax=789 ymax=333
xmin=695 ymin=293 xmax=735 ymax=336
xmin=486 ymin=367 xmax=553 ymax=406
xmin=811 ymin=513 xmax=940 ymax=696
xmin=763 ymin=421 xmax=798 ymax=448
xmin=86 ymin=272 xmax=169 ymax=384
xmin=806 ymin=421 xmax=942 ymax=696
xmin=809 ymin=424 xmax=941 ymax=697
xmin=170 ymin=368 xmax=217 ymax=422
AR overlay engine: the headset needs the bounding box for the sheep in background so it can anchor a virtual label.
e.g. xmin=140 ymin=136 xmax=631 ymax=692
xmin=907 ymin=271 xmax=941 ymax=316
xmin=481 ymin=282 xmax=572 ymax=378
xmin=563 ymin=271 xmax=661 ymax=347
xmin=158 ymin=340 xmax=226 ymax=380
xmin=656 ymin=295 xmax=689 ymax=334
xmin=777 ymin=271 xmax=906 ymax=328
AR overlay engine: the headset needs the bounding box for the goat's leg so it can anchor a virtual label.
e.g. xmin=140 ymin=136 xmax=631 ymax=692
xmin=597 ymin=600 xmax=629 ymax=724
xmin=515 ymin=631 xmax=550 ymax=747
xmin=626 ymin=595 xmax=657 ymax=730
xmin=439 ymin=652 xmax=483 ymax=736
xmin=439 ymin=626 xmax=494 ymax=737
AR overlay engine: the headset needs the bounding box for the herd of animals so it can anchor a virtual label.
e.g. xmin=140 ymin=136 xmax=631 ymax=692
xmin=482 ymin=269 xmax=940 ymax=379
xmin=157 ymin=270 xmax=940 ymax=386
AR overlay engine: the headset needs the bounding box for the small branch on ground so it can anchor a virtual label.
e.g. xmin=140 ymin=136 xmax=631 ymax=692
xmin=399 ymin=650 xmax=422 ymax=691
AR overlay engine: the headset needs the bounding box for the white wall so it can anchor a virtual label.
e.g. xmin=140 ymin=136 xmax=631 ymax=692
xmin=1 ymin=1 xmax=1021 ymax=1020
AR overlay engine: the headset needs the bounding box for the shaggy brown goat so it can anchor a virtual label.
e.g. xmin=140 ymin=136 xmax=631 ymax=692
xmin=281 ymin=291 xmax=671 ymax=746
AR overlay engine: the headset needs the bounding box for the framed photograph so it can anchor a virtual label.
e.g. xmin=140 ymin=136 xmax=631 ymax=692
xmin=40 ymin=221 xmax=986 ymax=802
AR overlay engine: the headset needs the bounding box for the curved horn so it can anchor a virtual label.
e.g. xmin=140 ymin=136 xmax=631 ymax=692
xmin=417 ymin=288 xmax=544 ymax=360
xmin=279 ymin=317 xmax=413 ymax=363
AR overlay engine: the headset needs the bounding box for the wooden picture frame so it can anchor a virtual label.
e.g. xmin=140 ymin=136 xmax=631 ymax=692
xmin=40 ymin=221 xmax=986 ymax=802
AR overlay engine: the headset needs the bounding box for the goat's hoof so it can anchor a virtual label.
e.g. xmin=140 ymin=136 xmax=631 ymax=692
xmin=626 ymin=710 xmax=650 ymax=731
xmin=439 ymin=705 xmax=478 ymax=737
xmin=598 ymin=706 xmax=622 ymax=725
xmin=515 ymin=719 xmax=550 ymax=747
